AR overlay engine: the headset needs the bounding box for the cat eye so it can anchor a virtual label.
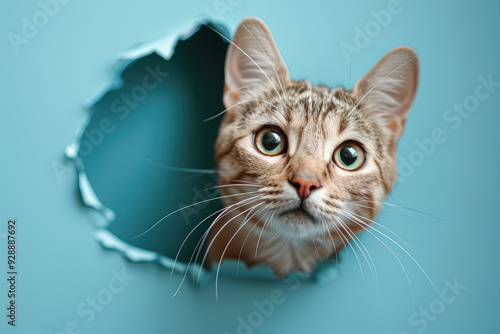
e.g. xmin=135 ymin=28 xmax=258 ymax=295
xmin=254 ymin=127 xmax=287 ymax=156
xmin=333 ymin=142 xmax=365 ymax=171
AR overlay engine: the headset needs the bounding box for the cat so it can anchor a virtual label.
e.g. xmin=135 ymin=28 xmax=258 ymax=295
xmin=204 ymin=17 xmax=419 ymax=278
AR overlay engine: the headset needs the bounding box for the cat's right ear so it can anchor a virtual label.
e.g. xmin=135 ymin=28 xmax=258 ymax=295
xmin=223 ymin=17 xmax=291 ymax=109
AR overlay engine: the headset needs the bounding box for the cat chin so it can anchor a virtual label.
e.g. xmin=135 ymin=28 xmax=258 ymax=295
xmin=275 ymin=208 xmax=324 ymax=239
xmin=280 ymin=207 xmax=315 ymax=222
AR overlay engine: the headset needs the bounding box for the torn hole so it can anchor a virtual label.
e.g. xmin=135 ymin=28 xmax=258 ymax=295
xmin=67 ymin=21 xmax=340 ymax=285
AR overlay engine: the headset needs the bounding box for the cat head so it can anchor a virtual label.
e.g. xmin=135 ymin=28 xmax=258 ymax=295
xmin=215 ymin=17 xmax=418 ymax=239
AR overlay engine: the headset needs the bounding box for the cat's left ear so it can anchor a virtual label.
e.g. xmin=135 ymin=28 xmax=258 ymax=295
xmin=351 ymin=46 xmax=419 ymax=138
xmin=223 ymin=17 xmax=291 ymax=109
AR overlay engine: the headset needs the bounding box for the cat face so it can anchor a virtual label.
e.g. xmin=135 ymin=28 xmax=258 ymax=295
xmin=214 ymin=17 xmax=418 ymax=242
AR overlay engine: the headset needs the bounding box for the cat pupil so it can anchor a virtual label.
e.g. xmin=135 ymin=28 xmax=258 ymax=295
xmin=340 ymin=146 xmax=358 ymax=165
xmin=262 ymin=131 xmax=281 ymax=150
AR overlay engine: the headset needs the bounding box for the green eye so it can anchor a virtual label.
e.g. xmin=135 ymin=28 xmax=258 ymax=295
xmin=254 ymin=127 xmax=287 ymax=156
xmin=334 ymin=142 xmax=365 ymax=170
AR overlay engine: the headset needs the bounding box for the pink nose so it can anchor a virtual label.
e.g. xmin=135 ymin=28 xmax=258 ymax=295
xmin=290 ymin=176 xmax=321 ymax=200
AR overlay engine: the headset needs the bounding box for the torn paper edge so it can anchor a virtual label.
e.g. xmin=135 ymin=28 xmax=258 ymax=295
xmin=95 ymin=229 xmax=210 ymax=284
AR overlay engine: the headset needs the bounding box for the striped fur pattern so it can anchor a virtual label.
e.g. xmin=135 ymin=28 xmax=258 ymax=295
xmin=206 ymin=17 xmax=419 ymax=277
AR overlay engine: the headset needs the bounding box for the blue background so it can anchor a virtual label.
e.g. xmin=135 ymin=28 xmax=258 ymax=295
xmin=1 ymin=0 xmax=499 ymax=333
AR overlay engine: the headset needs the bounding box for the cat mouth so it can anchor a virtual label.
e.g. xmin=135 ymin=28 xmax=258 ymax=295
xmin=279 ymin=206 xmax=316 ymax=224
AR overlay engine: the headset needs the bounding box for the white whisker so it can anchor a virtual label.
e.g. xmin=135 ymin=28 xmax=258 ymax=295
xmin=215 ymin=202 xmax=266 ymax=299
xmin=332 ymin=216 xmax=364 ymax=279
xmin=203 ymin=99 xmax=274 ymax=122
xmin=350 ymin=55 xmax=418 ymax=114
xmin=200 ymin=22 xmax=287 ymax=115
xmin=197 ymin=198 xmax=264 ymax=294
xmin=171 ymin=195 xmax=262 ymax=298
xmin=241 ymin=22 xmax=288 ymax=111
xmin=340 ymin=209 xmax=416 ymax=303
xmin=351 ymin=200 xmax=449 ymax=223
xmin=342 ymin=209 xmax=440 ymax=299
xmin=236 ymin=209 xmax=271 ymax=278
xmin=132 ymin=190 xmax=260 ymax=239
xmin=255 ymin=209 xmax=276 ymax=257
xmin=334 ymin=217 xmax=378 ymax=286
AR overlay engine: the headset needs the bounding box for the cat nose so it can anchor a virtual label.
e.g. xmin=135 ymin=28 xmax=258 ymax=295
xmin=290 ymin=176 xmax=321 ymax=200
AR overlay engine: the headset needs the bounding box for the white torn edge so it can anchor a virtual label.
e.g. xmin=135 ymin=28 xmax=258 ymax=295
xmin=94 ymin=229 xmax=210 ymax=283
xmin=83 ymin=67 xmax=127 ymax=109
xmin=96 ymin=229 xmax=158 ymax=262
xmin=117 ymin=21 xmax=200 ymax=60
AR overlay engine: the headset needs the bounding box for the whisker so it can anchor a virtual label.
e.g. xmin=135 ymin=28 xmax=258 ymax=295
xmin=309 ymin=235 xmax=321 ymax=259
xmin=225 ymin=84 xmax=260 ymax=95
xmin=227 ymin=179 xmax=264 ymax=185
xmin=255 ymin=209 xmax=276 ymax=257
xmin=215 ymin=202 xmax=266 ymax=299
xmin=350 ymin=55 xmax=418 ymax=114
xmin=341 ymin=210 xmax=416 ymax=303
xmin=334 ymin=217 xmax=378 ymax=286
xmin=146 ymin=159 xmax=218 ymax=174
xmin=332 ymin=216 xmax=364 ymax=279
xmin=171 ymin=193 xmax=262 ymax=276
xmin=342 ymin=209 xmax=440 ymax=299
xmin=131 ymin=190 xmax=260 ymax=239
xmin=236 ymin=209 xmax=272 ymax=278
xmin=171 ymin=195 xmax=262 ymax=298
xmin=328 ymin=217 xmax=352 ymax=270
xmin=196 ymin=198 xmax=263 ymax=291
xmin=241 ymin=22 xmax=288 ymax=111
xmin=200 ymin=22 xmax=287 ymax=117
xmin=345 ymin=206 xmax=417 ymax=254
xmin=351 ymin=200 xmax=450 ymax=223
xmin=323 ymin=217 xmax=349 ymax=265
xmin=320 ymin=219 xmax=339 ymax=264
xmin=349 ymin=202 xmax=429 ymax=223
xmin=262 ymin=224 xmax=287 ymax=251
xmin=273 ymin=229 xmax=293 ymax=258
xmin=203 ymin=99 xmax=274 ymax=122
xmin=206 ymin=184 xmax=264 ymax=191
xmin=171 ymin=206 xmax=226 ymax=276
xmin=192 ymin=195 xmax=262 ymax=275
xmin=145 ymin=161 xmax=259 ymax=177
